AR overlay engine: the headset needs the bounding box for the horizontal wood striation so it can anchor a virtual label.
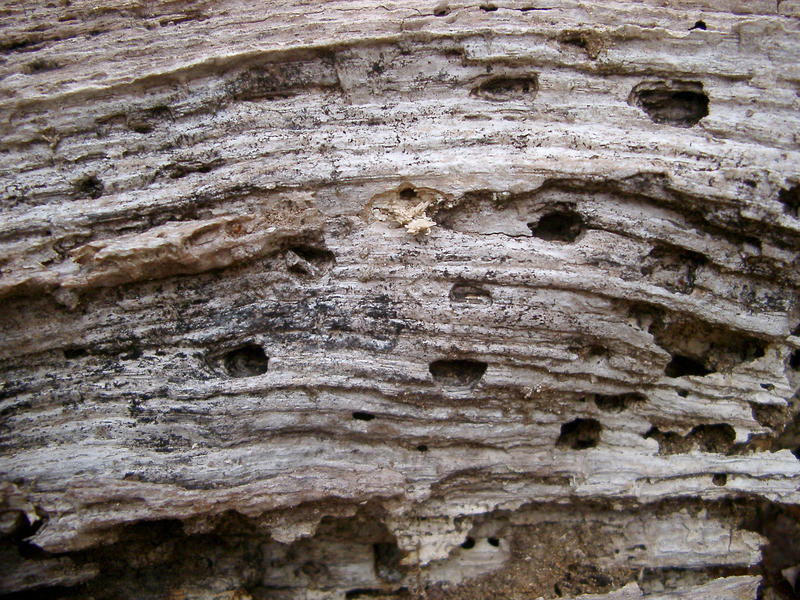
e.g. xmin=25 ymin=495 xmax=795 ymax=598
xmin=1 ymin=1 xmax=799 ymax=599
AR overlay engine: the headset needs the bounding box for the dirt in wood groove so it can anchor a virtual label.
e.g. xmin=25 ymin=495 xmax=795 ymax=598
xmin=2 ymin=498 xmax=799 ymax=599
xmin=417 ymin=521 xmax=638 ymax=600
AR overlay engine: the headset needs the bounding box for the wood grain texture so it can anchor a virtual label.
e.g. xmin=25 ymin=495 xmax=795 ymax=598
xmin=1 ymin=1 xmax=799 ymax=598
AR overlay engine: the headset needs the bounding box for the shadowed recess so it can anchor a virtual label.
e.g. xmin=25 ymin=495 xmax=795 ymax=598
xmin=628 ymin=80 xmax=709 ymax=127
xmin=225 ymin=57 xmax=339 ymax=102
xmin=557 ymin=418 xmax=602 ymax=450
xmin=664 ymin=354 xmax=712 ymax=378
xmin=449 ymin=281 xmax=492 ymax=305
xmin=645 ymin=423 xmax=736 ymax=454
xmin=288 ymin=244 xmax=335 ymax=264
xmin=689 ymin=424 xmax=736 ymax=453
xmin=63 ymin=347 xmax=88 ymax=359
xmin=429 ymin=359 xmax=488 ymax=386
xmin=72 ymin=174 xmax=104 ymax=199
xmin=222 ymin=343 xmax=269 ymax=377
xmin=286 ymin=243 xmax=335 ymax=277
xmin=594 ymin=393 xmax=645 ymax=412
xmin=471 ymin=75 xmax=539 ymax=101
xmin=642 ymin=310 xmax=767 ymax=377
xmin=779 ymin=185 xmax=799 ymax=217
xmin=373 ymin=542 xmax=405 ymax=582
xmin=528 ymin=209 xmax=583 ymax=242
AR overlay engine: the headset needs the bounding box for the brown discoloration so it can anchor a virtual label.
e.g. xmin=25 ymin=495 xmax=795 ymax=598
xmin=366 ymin=184 xmax=456 ymax=236
xmin=557 ymin=30 xmax=605 ymax=60
xmin=0 ymin=194 xmax=326 ymax=299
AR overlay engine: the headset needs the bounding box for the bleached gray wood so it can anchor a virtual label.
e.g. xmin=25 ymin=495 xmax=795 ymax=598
xmin=1 ymin=1 xmax=799 ymax=598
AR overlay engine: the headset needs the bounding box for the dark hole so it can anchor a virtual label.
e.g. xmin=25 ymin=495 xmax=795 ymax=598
xmin=690 ymin=20 xmax=707 ymax=30
xmin=557 ymin=418 xmax=602 ymax=450
xmin=649 ymin=316 xmax=766 ymax=374
xmin=288 ymin=245 xmax=335 ymax=265
xmin=429 ymin=359 xmax=487 ymax=387
xmin=645 ymin=90 xmax=709 ymax=125
xmin=644 ymin=426 xmax=689 ymax=455
xmin=399 ymin=187 xmax=418 ymax=200
xmin=528 ymin=210 xmax=583 ymax=242
xmin=72 ymin=174 xmax=104 ymax=199
xmin=345 ymin=590 xmax=385 ymax=599
xmin=712 ymin=473 xmax=727 ymax=486
xmin=63 ymin=347 xmax=88 ymax=359
xmin=560 ymin=33 xmax=587 ymax=49
xmin=586 ymin=345 xmax=608 ymax=358
xmin=664 ymin=354 xmax=711 ymax=378
xmin=352 ymin=411 xmax=375 ymax=421
xmin=17 ymin=537 xmax=51 ymax=560
xmin=480 ymin=3 xmax=498 ymax=11
xmin=677 ymin=388 xmax=689 ymax=397
xmin=590 ymin=572 xmax=613 ymax=587
xmin=286 ymin=244 xmax=335 ymax=277
xmin=737 ymin=338 xmax=766 ymax=363
xmin=433 ymin=4 xmax=450 ymax=16
xmin=8 ymin=512 xmax=44 ymax=542
xmin=222 ymin=343 xmax=268 ymax=378
xmin=790 ymin=349 xmax=800 ymax=370
xmin=487 ymin=537 xmax=500 ymax=547
xmin=373 ymin=542 xmax=404 ymax=582
xmin=449 ymin=281 xmax=492 ymax=305
xmin=461 ymin=536 xmax=476 ymax=549
xmin=779 ymin=185 xmax=799 ymax=217
xmin=167 ymin=161 xmax=217 ymax=179
xmin=689 ymin=423 xmax=736 ymax=454
xmin=128 ymin=120 xmax=154 ymax=134
xmin=119 ymin=346 xmax=142 ymax=361
xmin=472 ymin=75 xmax=539 ymax=101
xmin=127 ymin=105 xmax=171 ymax=134
xmin=594 ymin=393 xmax=645 ymax=412
xmin=761 ymin=383 xmax=775 ymax=391
xmin=630 ymin=81 xmax=709 ymax=127
xmin=416 ymin=444 xmax=428 ymax=452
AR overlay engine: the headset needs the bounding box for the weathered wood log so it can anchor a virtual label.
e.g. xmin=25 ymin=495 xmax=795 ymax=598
xmin=1 ymin=1 xmax=799 ymax=598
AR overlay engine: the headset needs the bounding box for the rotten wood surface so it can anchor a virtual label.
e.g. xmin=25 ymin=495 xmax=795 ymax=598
xmin=1 ymin=1 xmax=799 ymax=598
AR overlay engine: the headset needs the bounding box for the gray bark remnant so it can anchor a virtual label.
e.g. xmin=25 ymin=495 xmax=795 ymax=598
xmin=1 ymin=1 xmax=799 ymax=598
